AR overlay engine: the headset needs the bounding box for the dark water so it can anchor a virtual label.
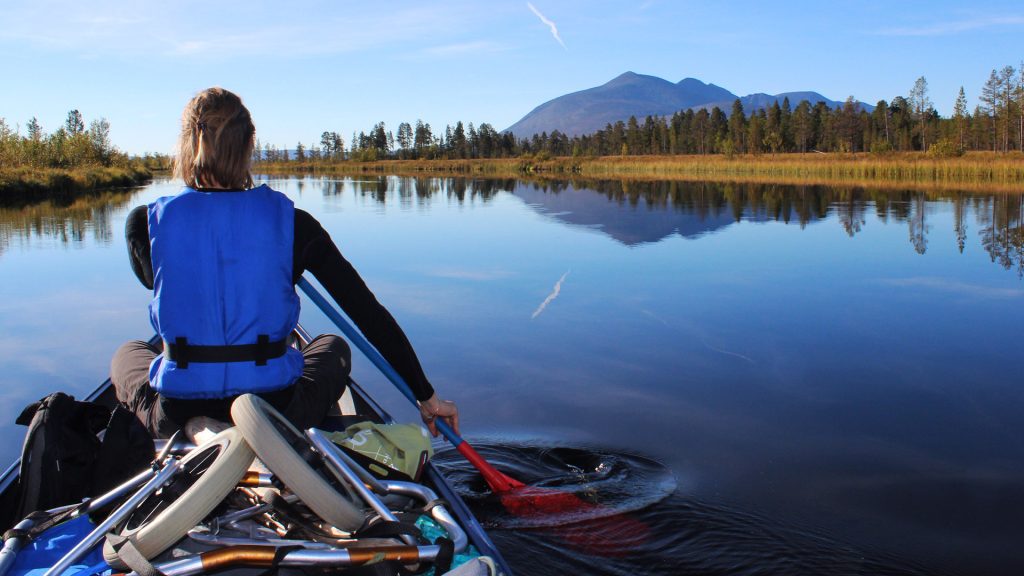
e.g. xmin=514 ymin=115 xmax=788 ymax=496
xmin=1 ymin=177 xmax=1022 ymax=575
xmin=434 ymin=444 xmax=945 ymax=576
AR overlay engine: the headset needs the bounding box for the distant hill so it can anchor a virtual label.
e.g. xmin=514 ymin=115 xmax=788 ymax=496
xmin=505 ymin=72 xmax=873 ymax=138
xmin=699 ymin=91 xmax=874 ymax=116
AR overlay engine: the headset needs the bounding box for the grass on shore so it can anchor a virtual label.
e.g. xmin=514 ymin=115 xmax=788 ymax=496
xmin=0 ymin=165 xmax=153 ymax=203
xmin=256 ymin=152 xmax=1024 ymax=193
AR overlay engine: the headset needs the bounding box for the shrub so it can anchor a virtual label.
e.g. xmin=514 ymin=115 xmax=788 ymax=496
xmin=869 ymin=139 xmax=894 ymax=155
xmin=927 ymin=139 xmax=963 ymax=158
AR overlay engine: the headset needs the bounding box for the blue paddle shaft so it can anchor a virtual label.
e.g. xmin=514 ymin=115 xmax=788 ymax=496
xmin=297 ymin=277 xmax=462 ymax=447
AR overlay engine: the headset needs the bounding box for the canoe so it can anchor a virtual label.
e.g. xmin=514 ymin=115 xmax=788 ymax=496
xmin=0 ymin=327 xmax=514 ymax=576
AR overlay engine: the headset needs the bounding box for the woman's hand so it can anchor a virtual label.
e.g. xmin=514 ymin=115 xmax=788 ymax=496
xmin=418 ymin=393 xmax=460 ymax=438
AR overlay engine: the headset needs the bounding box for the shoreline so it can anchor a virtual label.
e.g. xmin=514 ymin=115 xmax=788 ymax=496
xmin=6 ymin=152 xmax=1021 ymax=202
xmin=0 ymin=165 xmax=154 ymax=205
xmin=256 ymin=152 xmax=1024 ymax=193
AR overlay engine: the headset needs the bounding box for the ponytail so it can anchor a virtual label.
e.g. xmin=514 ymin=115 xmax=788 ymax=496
xmin=173 ymin=88 xmax=255 ymax=190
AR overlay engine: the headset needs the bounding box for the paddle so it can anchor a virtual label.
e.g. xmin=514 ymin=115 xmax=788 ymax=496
xmin=298 ymin=276 xmax=652 ymax=550
xmin=297 ymin=276 xmax=524 ymax=493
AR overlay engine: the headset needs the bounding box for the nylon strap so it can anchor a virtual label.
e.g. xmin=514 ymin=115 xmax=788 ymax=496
xmin=3 ymin=505 xmax=84 ymax=543
xmin=432 ymin=536 xmax=454 ymax=575
xmin=355 ymin=520 xmax=423 ymax=541
xmin=164 ymin=335 xmax=286 ymax=368
xmin=105 ymin=533 xmax=165 ymax=576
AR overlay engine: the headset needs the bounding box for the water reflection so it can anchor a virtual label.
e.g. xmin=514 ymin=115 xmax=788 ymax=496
xmin=313 ymin=175 xmax=513 ymax=204
xmin=4 ymin=178 xmax=1022 ymax=279
xmin=512 ymin=180 xmax=1023 ymax=276
xmin=980 ymin=194 xmax=1024 ymax=275
xmin=511 ymin=180 xmax=1023 ymax=263
xmin=300 ymin=176 xmax=1024 ymax=275
xmin=0 ymin=189 xmax=139 ymax=254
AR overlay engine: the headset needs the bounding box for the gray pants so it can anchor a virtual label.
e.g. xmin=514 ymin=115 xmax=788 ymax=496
xmin=111 ymin=334 xmax=351 ymax=438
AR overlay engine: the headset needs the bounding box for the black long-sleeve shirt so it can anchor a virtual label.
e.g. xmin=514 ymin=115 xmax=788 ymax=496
xmin=125 ymin=204 xmax=435 ymax=401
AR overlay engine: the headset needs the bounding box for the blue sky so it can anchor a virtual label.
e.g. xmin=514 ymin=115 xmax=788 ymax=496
xmin=2 ymin=0 xmax=1022 ymax=155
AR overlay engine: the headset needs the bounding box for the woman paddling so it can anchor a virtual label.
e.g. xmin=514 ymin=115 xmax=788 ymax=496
xmin=111 ymin=87 xmax=459 ymax=439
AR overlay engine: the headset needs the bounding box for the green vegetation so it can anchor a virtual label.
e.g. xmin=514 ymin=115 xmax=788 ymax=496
xmin=256 ymin=62 xmax=1024 ymax=187
xmin=0 ymin=110 xmax=154 ymax=202
xmin=256 ymin=151 xmax=1024 ymax=193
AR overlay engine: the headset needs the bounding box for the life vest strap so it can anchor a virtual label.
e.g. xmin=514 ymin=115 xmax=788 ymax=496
xmin=165 ymin=335 xmax=287 ymax=368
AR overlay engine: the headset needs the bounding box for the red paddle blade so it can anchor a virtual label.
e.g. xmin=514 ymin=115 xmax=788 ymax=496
xmin=499 ymin=486 xmax=652 ymax=557
xmin=456 ymin=441 xmax=525 ymax=492
xmin=457 ymin=440 xmax=653 ymax=557
xmin=498 ymin=485 xmax=591 ymax=515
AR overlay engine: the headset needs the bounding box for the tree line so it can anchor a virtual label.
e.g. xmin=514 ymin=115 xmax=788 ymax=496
xmin=259 ymin=64 xmax=1024 ymax=163
xmin=0 ymin=110 xmax=143 ymax=170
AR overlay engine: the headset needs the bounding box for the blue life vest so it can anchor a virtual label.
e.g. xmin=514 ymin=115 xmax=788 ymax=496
xmin=147 ymin=185 xmax=303 ymax=399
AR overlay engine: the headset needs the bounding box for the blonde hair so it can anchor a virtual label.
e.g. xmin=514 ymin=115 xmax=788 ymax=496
xmin=173 ymin=87 xmax=255 ymax=189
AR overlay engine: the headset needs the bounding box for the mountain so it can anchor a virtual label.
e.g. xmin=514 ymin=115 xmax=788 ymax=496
xmin=505 ymin=72 xmax=734 ymax=139
xmin=700 ymin=91 xmax=874 ymax=116
xmin=504 ymin=73 xmax=873 ymax=138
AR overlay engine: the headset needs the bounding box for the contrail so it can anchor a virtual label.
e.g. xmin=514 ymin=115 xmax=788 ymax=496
xmin=532 ymin=270 xmax=570 ymax=319
xmin=527 ymin=2 xmax=567 ymax=49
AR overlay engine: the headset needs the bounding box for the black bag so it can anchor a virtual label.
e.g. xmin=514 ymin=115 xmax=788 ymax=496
xmin=0 ymin=392 xmax=154 ymax=530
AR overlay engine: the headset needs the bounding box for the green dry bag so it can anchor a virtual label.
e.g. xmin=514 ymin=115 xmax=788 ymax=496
xmin=328 ymin=422 xmax=433 ymax=482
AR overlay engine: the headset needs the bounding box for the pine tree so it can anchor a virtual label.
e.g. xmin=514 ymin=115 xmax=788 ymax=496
xmin=980 ymin=69 xmax=1000 ymax=151
xmin=321 ymin=131 xmax=334 ymax=157
xmin=953 ymin=87 xmax=968 ymax=151
xmin=396 ymin=122 xmax=412 ymax=158
xmin=451 ymin=121 xmax=467 ymax=158
xmin=728 ymin=99 xmax=746 ymax=153
xmin=1018 ymin=63 xmax=1024 ymax=150
xmin=908 ymin=77 xmax=933 ymax=150
xmin=998 ymin=66 xmax=1016 ymax=152
xmin=26 ymin=117 xmax=42 ymax=141
xmin=792 ymin=100 xmax=813 ymax=152
xmin=65 ymin=110 xmax=85 ymax=135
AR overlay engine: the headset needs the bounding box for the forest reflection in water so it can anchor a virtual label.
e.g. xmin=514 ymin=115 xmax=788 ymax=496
xmin=5 ymin=178 xmax=1023 ymax=278
xmin=0 ymin=189 xmax=138 ymax=253
xmin=6 ymin=178 xmax=1024 ymax=278
xmin=304 ymin=176 xmax=1024 ymax=276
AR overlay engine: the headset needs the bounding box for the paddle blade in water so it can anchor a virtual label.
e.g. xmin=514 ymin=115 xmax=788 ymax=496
xmin=437 ymin=443 xmax=675 ymax=558
xmin=456 ymin=441 xmax=525 ymax=493
xmin=498 ymin=485 xmax=593 ymax=516
xmin=498 ymin=486 xmax=652 ymax=557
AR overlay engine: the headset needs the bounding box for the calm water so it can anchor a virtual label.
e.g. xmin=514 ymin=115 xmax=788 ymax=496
xmin=1 ymin=176 xmax=1022 ymax=575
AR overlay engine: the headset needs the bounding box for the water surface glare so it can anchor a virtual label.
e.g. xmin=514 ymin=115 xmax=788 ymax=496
xmin=0 ymin=176 xmax=1021 ymax=576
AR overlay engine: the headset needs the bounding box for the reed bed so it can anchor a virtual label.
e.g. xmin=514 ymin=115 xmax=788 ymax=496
xmin=0 ymin=165 xmax=152 ymax=203
xmin=256 ymin=152 xmax=1024 ymax=193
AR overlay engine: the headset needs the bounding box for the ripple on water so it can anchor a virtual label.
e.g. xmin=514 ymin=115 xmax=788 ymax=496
xmin=432 ymin=442 xmax=677 ymax=529
xmin=433 ymin=441 xmax=950 ymax=576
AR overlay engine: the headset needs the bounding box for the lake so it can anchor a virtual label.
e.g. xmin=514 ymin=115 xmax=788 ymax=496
xmin=1 ymin=176 xmax=1021 ymax=576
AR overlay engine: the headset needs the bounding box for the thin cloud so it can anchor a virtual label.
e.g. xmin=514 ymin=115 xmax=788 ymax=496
xmin=0 ymin=3 xmax=477 ymax=60
xmin=79 ymin=15 xmax=148 ymax=26
xmin=531 ymin=270 xmax=570 ymax=319
xmin=420 ymin=41 xmax=504 ymax=58
xmin=875 ymin=15 xmax=1024 ymax=36
xmin=526 ymin=2 xmax=567 ymax=49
